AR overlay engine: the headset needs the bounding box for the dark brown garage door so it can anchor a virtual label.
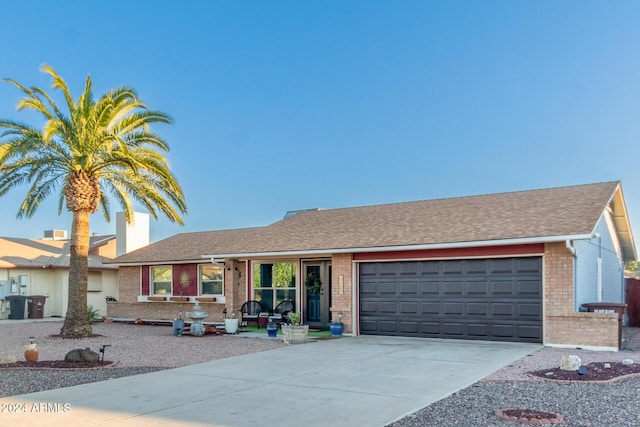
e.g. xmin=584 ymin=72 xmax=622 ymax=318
xmin=359 ymin=257 xmax=542 ymax=343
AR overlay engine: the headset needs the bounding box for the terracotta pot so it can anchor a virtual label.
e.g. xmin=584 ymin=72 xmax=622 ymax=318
xmin=24 ymin=344 xmax=39 ymax=363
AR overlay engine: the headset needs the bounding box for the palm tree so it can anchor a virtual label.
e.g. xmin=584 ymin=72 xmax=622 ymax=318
xmin=0 ymin=65 xmax=187 ymax=336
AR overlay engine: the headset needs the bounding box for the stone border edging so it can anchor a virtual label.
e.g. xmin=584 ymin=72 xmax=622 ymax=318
xmin=495 ymin=409 xmax=564 ymax=425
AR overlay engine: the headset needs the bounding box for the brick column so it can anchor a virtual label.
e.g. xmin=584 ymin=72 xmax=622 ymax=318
xmin=224 ymin=259 xmax=247 ymax=316
xmin=331 ymin=253 xmax=354 ymax=333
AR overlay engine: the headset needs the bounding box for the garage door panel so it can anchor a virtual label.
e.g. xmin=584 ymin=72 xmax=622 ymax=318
xmin=421 ymin=302 xmax=440 ymax=314
xmin=379 ymin=282 xmax=397 ymax=294
xmin=518 ymin=325 xmax=542 ymax=340
xmin=360 ymin=301 xmax=378 ymax=313
xmin=467 ymin=323 xmax=489 ymax=337
xmin=467 ymin=281 xmax=489 ymax=294
xmin=380 ymin=263 xmax=398 ymax=276
xmin=492 ymin=324 xmax=515 ymax=337
xmin=466 ymin=259 xmax=488 ymax=274
xmin=398 ymin=302 xmax=418 ymax=315
xmin=468 ymin=302 xmax=489 ymax=316
xmin=516 ymin=258 xmax=542 ymax=273
xmin=360 ymin=319 xmax=378 ymax=333
xmin=399 ymin=281 xmax=418 ymax=294
xmin=492 ymin=303 xmax=514 ymax=316
xmin=360 ymin=281 xmax=378 ymax=295
xmin=517 ymin=280 xmax=542 ymax=296
xmin=491 ymin=280 xmax=515 ymax=295
xmin=379 ymin=301 xmax=397 ymax=313
xmin=420 ymin=281 xmax=439 ymax=295
xmin=443 ymin=302 xmax=464 ymax=315
xmin=379 ymin=320 xmax=398 ymax=332
xmin=421 ymin=322 xmax=440 ymax=334
xmin=443 ymin=281 xmax=464 ymax=295
xmin=490 ymin=259 xmax=513 ymax=273
xmin=518 ymin=303 xmax=541 ymax=317
xmin=399 ymin=322 xmax=419 ymax=333
xmin=443 ymin=261 xmax=464 ymax=274
xmin=418 ymin=262 xmax=440 ymax=275
xmin=359 ymin=257 xmax=542 ymax=343
xmin=399 ymin=263 xmax=418 ymax=276
xmin=360 ymin=263 xmax=377 ymax=276
xmin=443 ymin=323 xmax=464 ymax=335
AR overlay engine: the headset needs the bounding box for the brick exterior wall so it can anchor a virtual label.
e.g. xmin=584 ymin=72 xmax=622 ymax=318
xmin=331 ymin=253 xmax=353 ymax=333
xmin=107 ymin=301 xmax=225 ymax=322
xmin=544 ymin=242 xmax=619 ymax=348
xmin=109 ymin=261 xmax=246 ymax=323
xmin=117 ymin=266 xmax=141 ymax=303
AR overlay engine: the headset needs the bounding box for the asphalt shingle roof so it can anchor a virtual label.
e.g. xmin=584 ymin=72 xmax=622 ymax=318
xmin=0 ymin=235 xmax=116 ymax=269
xmin=112 ymin=182 xmax=627 ymax=264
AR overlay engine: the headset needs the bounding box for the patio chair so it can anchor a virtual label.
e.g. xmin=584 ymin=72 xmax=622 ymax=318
xmin=239 ymin=300 xmax=264 ymax=329
xmin=269 ymin=300 xmax=294 ymax=326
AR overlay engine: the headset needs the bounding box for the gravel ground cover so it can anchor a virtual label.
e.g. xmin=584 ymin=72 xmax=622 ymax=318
xmin=389 ymin=328 xmax=640 ymax=427
xmin=0 ymin=320 xmax=284 ymax=398
xmin=2 ymin=321 xmax=640 ymax=426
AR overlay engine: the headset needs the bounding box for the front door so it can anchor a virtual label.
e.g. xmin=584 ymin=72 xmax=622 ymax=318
xmin=303 ymin=261 xmax=331 ymax=328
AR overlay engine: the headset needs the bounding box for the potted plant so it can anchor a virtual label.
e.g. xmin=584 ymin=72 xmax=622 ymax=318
xmin=281 ymin=311 xmax=308 ymax=344
xmin=329 ymin=312 xmax=344 ymax=337
xmin=266 ymin=321 xmax=278 ymax=338
xmin=224 ymin=309 xmax=239 ymax=334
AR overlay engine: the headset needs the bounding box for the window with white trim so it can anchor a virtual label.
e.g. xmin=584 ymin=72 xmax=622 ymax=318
xmin=151 ymin=266 xmax=172 ymax=295
xmin=200 ymin=264 xmax=224 ymax=295
xmin=252 ymin=261 xmax=297 ymax=312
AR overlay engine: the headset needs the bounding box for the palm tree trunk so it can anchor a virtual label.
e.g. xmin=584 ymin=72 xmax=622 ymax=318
xmin=60 ymin=209 xmax=92 ymax=337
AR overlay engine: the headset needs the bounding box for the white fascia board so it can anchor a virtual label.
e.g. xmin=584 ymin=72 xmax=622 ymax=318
xmin=202 ymin=234 xmax=594 ymax=260
xmin=108 ymin=259 xmax=207 ymax=267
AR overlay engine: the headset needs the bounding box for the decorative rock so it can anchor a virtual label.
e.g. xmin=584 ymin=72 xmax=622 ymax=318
xmin=64 ymin=347 xmax=100 ymax=363
xmin=545 ymin=372 xmax=554 ymax=376
xmin=0 ymin=355 xmax=17 ymax=364
xmin=604 ymin=363 xmax=612 ymax=368
xmin=560 ymin=354 xmax=581 ymax=371
xmin=578 ymin=366 xmax=587 ymax=375
xmin=621 ymin=359 xmax=635 ymax=366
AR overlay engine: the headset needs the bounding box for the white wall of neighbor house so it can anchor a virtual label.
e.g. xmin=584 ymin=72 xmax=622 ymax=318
xmin=87 ymin=271 xmax=118 ymax=318
xmin=574 ymin=214 xmax=625 ymax=309
xmin=0 ymin=268 xmax=118 ymax=319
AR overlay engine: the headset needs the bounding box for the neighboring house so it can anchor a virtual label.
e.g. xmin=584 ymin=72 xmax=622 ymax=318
xmin=0 ymin=212 xmax=149 ymax=321
xmin=0 ymin=232 xmax=118 ymax=320
xmin=109 ymin=182 xmax=636 ymax=350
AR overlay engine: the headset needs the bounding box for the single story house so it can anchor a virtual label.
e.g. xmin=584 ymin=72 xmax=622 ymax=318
xmin=0 ymin=232 xmax=118 ymax=319
xmin=108 ymin=181 xmax=636 ymax=350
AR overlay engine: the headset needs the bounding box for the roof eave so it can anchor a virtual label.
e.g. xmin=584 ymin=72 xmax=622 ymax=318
xmin=202 ymin=234 xmax=594 ymax=260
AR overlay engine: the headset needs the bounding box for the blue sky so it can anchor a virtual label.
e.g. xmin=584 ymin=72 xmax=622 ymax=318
xmin=1 ymin=1 xmax=640 ymax=244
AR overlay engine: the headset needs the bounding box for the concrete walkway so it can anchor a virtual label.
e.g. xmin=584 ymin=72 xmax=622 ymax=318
xmin=0 ymin=336 xmax=540 ymax=427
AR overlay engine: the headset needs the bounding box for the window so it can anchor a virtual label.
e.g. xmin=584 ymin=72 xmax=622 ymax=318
xmin=252 ymin=261 xmax=297 ymax=311
xmin=200 ymin=264 xmax=224 ymax=295
xmin=151 ymin=266 xmax=172 ymax=295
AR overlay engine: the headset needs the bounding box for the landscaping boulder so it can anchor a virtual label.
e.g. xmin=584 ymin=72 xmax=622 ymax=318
xmin=64 ymin=348 xmax=100 ymax=363
xmin=560 ymin=354 xmax=581 ymax=371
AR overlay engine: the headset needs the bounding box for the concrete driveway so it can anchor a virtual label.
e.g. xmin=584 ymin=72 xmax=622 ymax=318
xmin=0 ymin=336 xmax=540 ymax=427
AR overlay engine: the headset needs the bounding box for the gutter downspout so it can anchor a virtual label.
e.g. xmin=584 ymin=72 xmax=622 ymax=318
xmin=594 ymin=233 xmax=602 ymax=302
xmin=566 ymin=240 xmax=578 ymax=311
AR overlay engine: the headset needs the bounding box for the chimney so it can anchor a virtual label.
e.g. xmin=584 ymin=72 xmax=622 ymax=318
xmin=116 ymin=212 xmax=150 ymax=256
